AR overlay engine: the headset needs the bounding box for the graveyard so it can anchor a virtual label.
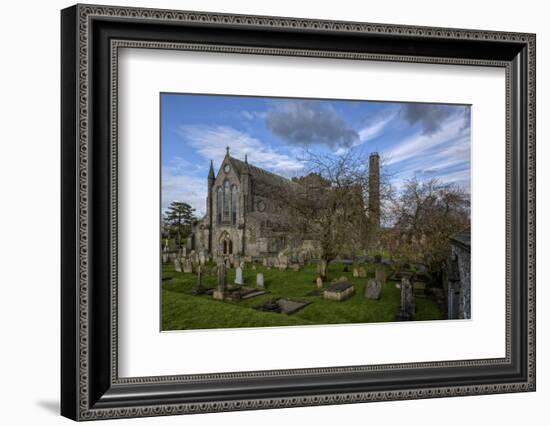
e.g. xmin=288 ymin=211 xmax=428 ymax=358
xmin=161 ymin=260 xmax=443 ymax=331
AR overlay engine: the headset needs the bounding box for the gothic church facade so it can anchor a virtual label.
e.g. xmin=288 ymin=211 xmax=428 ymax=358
xmin=191 ymin=148 xmax=380 ymax=260
xmin=191 ymin=148 xmax=303 ymax=259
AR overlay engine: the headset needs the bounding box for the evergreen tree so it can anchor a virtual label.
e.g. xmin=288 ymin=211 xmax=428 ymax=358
xmin=163 ymin=201 xmax=197 ymax=248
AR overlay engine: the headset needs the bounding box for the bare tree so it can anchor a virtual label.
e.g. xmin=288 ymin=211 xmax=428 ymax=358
xmin=261 ymin=148 xmax=391 ymax=279
xmin=383 ymin=177 xmax=470 ymax=284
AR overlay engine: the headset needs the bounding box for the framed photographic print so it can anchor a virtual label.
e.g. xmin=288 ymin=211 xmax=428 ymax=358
xmin=61 ymin=4 xmax=536 ymax=421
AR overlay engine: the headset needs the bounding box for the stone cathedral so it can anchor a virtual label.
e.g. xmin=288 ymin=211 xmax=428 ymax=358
xmin=190 ymin=147 xmax=380 ymax=260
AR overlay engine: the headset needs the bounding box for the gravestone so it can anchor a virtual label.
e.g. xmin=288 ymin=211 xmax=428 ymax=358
xmin=358 ymin=267 xmax=367 ymax=278
xmin=162 ymin=254 xmax=168 ymax=264
xmin=191 ymin=266 xmax=207 ymax=295
xmin=224 ymin=258 xmax=231 ymax=269
xmin=256 ymin=273 xmax=264 ymax=289
xmin=252 ymin=264 xmax=257 ymax=270
xmin=183 ymin=259 xmax=193 ymax=273
xmin=174 ymin=259 xmax=182 ymax=273
xmin=375 ymin=267 xmax=386 ymax=285
xmin=338 ymin=276 xmax=348 ymax=282
xmin=198 ymin=252 xmax=206 ymax=266
xmin=213 ymin=264 xmax=227 ymax=300
xmin=290 ymin=264 xmax=301 ymax=272
xmin=395 ymin=278 xmax=415 ymax=320
xmin=364 ymin=279 xmax=382 ymax=300
xmin=352 ymin=268 xmax=359 ymax=278
xmin=235 ymin=267 xmax=244 ymax=285
xmin=316 ymin=276 xmax=323 ymax=289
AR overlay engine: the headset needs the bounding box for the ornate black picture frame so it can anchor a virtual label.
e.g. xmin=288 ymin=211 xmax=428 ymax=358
xmin=61 ymin=4 xmax=536 ymax=421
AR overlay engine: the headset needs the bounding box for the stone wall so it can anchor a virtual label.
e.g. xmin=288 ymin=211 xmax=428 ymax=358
xmin=448 ymin=238 xmax=471 ymax=320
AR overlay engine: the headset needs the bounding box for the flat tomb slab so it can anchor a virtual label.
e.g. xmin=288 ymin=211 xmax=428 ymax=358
xmin=254 ymin=298 xmax=311 ymax=315
xmin=324 ymin=281 xmax=355 ymax=301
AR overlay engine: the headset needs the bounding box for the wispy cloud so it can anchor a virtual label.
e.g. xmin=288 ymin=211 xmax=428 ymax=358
xmin=241 ymin=110 xmax=267 ymax=121
xmin=161 ymin=167 xmax=207 ymax=216
xmin=177 ymin=125 xmax=304 ymax=177
xmin=356 ymin=110 xmax=397 ymax=145
xmin=387 ymin=108 xmax=471 ymax=191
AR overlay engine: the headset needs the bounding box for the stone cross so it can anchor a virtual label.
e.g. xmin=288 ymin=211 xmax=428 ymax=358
xmin=256 ymin=273 xmax=264 ymax=288
xmin=235 ymin=266 xmax=244 ymax=285
xmin=396 ymin=277 xmax=415 ymax=320
xmin=217 ymin=263 xmax=227 ymax=292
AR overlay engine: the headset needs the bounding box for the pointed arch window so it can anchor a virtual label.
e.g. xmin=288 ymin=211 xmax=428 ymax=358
xmin=223 ymin=180 xmax=230 ymax=221
xmin=216 ymin=187 xmax=222 ymax=224
xmin=231 ymin=185 xmax=238 ymax=225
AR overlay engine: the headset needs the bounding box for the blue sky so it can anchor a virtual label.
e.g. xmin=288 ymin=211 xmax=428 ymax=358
xmin=161 ymin=93 xmax=471 ymax=216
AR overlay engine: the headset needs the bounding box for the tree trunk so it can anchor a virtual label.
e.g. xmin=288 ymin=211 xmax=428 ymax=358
xmin=319 ymin=258 xmax=329 ymax=280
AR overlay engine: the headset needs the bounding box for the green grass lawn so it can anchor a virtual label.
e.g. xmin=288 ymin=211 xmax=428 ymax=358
xmin=161 ymin=262 xmax=443 ymax=331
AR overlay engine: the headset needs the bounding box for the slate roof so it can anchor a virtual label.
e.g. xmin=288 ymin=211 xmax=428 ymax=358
xmin=227 ymin=156 xmax=299 ymax=192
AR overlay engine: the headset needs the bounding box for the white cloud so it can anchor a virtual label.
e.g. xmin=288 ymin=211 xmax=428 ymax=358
xmin=161 ymin=168 xmax=207 ymax=217
xmin=386 ymin=112 xmax=471 ymax=192
xmin=386 ymin=114 xmax=469 ymax=166
xmin=356 ymin=111 xmax=396 ymax=145
xmin=241 ymin=110 xmax=267 ymax=121
xmin=177 ymin=125 xmax=304 ymax=177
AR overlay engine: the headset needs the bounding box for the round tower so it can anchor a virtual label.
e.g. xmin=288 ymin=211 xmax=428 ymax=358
xmin=368 ymin=152 xmax=380 ymax=229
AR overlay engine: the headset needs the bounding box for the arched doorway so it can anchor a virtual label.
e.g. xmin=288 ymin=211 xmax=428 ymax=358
xmin=219 ymin=232 xmax=233 ymax=255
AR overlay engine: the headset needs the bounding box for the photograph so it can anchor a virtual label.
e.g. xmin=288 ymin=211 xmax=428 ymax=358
xmin=160 ymin=93 xmax=472 ymax=331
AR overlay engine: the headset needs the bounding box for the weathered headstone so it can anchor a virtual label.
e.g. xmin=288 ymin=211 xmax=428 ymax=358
xmin=375 ymin=267 xmax=386 ymax=284
xmin=364 ymin=279 xmax=382 ymax=300
xmin=183 ymin=259 xmax=193 ymax=273
xmin=252 ymin=264 xmax=257 ymax=270
xmin=198 ymin=252 xmax=206 ymax=266
xmin=213 ymin=264 xmax=227 ymax=300
xmin=256 ymin=273 xmax=264 ymax=288
xmin=358 ymin=267 xmax=367 ymax=278
xmin=316 ymin=276 xmax=323 ymax=289
xmin=191 ymin=266 xmax=207 ymax=295
xmin=235 ymin=266 xmax=244 ymax=285
xmin=290 ymin=264 xmax=301 ymax=272
xmin=395 ymin=278 xmax=415 ymax=320
xmin=338 ymin=276 xmax=348 ymax=282
xmin=174 ymin=259 xmax=182 ymax=273
xmin=352 ymin=268 xmax=359 ymax=278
